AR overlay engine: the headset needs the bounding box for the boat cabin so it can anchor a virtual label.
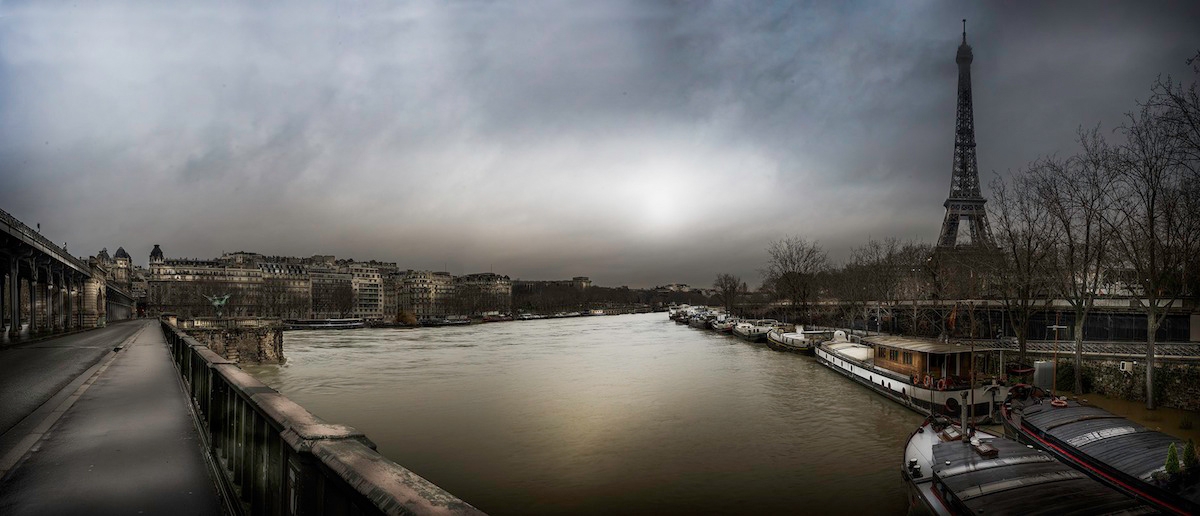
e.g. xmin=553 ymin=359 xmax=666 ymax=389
xmin=865 ymin=336 xmax=997 ymax=389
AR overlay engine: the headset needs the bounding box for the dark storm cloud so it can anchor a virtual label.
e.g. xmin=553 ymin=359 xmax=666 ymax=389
xmin=1 ymin=1 xmax=1196 ymax=287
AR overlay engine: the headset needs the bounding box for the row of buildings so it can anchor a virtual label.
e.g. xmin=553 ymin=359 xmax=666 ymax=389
xmin=109 ymin=245 xmax=589 ymax=323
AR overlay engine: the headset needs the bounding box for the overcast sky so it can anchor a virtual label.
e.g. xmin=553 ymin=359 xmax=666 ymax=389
xmin=1 ymin=1 xmax=1197 ymax=288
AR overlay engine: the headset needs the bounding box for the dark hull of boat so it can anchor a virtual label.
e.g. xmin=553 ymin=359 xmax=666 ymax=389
xmin=284 ymin=320 xmax=365 ymax=330
xmin=765 ymin=334 xmax=814 ymax=355
xmin=1002 ymin=400 xmax=1200 ymax=515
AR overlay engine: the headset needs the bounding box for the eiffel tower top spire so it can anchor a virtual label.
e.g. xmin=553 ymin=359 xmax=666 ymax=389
xmin=937 ymin=19 xmax=994 ymax=248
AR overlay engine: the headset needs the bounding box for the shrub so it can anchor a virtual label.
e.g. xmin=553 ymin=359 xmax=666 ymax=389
xmin=1185 ymin=439 xmax=1198 ymax=471
xmin=1165 ymin=442 xmax=1181 ymax=475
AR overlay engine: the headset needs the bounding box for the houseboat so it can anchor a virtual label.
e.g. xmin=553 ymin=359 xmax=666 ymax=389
xmin=765 ymin=326 xmax=832 ymax=354
xmin=815 ymin=334 xmax=1008 ymax=424
xmin=1003 ymin=387 xmax=1200 ymax=515
xmin=903 ymin=416 xmax=1152 ymax=516
xmin=709 ymin=314 xmax=737 ymax=333
xmin=731 ymin=319 xmax=778 ymax=343
xmin=283 ymin=318 xmax=365 ymax=330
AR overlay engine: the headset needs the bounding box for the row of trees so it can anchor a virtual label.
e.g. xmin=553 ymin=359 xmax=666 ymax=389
xmin=714 ymin=53 xmax=1200 ymax=409
xmin=989 ymin=57 xmax=1199 ymax=408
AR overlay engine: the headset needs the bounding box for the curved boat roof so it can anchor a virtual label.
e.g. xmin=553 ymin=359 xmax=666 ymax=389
xmin=932 ymin=436 xmax=1153 ymax=515
xmin=864 ymin=335 xmax=974 ymax=354
xmin=825 ymin=341 xmax=872 ymax=361
xmin=1018 ymin=401 xmax=1200 ymax=512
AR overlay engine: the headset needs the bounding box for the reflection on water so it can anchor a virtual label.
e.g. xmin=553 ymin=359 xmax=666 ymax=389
xmin=244 ymin=313 xmax=924 ymax=515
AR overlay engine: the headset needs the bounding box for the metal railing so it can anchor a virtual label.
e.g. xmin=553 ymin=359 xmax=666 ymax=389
xmin=0 ymin=207 xmax=91 ymax=272
xmin=160 ymin=320 xmax=485 ymax=516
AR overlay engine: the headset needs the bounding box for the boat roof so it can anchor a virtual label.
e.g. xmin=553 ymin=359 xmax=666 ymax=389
xmin=932 ymin=436 xmax=1153 ymax=515
xmin=825 ymin=341 xmax=873 ymax=361
xmin=1019 ymin=401 xmax=1200 ymax=507
xmin=864 ymin=335 xmax=974 ymax=354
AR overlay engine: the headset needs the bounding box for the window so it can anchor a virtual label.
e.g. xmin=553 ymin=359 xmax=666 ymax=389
xmin=889 ymin=350 xmax=899 ymax=361
xmin=903 ymin=352 xmax=913 ymax=365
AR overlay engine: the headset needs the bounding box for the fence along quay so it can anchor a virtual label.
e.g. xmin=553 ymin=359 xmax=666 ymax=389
xmin=159 ymin=320 xmax=485 ymax=516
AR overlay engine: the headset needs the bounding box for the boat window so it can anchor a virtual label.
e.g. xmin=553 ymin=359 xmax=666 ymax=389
xmin=889 ymin=349 xmax=899 ymax=361
xmin=903 ymin=352 xmax=913 ymax=365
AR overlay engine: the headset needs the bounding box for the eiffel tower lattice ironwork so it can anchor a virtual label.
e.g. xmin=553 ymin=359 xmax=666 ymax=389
xmin=937 ymin=20 xmax=994 ymax=248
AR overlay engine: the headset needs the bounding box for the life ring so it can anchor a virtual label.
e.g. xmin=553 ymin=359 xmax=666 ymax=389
xmin=936 ymin=378 xmax=947 ymax=391
xmin=912 ymin=374 xmax=921 ymax=385
xmin=1051 ymin=398 xmax=1068 ymax=408
xmin=923 ymin=375 xmax=932 ymax=389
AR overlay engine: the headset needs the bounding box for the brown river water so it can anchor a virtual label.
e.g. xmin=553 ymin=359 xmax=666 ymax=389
xmin=244 ymin=313 xmax=925 ymax=515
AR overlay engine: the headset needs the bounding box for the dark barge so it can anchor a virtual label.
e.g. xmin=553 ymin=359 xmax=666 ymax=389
xmin=1003 ymin=388 xmax=1200 ymax=516
xmin=903 ymin=416 xmax=1156 ymax=515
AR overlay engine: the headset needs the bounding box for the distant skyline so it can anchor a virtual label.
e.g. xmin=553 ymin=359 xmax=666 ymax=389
xmin=2 ymin=1 xmax=1198 ymax=288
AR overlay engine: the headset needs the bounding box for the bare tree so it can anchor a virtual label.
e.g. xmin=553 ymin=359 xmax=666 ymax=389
xmin=712 ymin=273 xmax=747 ymax=315
xmin=989 ymin=167 xmax=1057 ymax=368
xmin=331 ymin=282 xmax=354 ymax=318
xmin=1030 ymin=129 xmax=1117 ymax=393
xmin=762 ymin=236 xmax=829 ymax=322
xmin=1109 ymin=103 xmax=1194 ymax=409
xmin=1146 ymin=51 xmax=1200 ymax=176
xmin=851 ymin=237 xmax=904 ymax=333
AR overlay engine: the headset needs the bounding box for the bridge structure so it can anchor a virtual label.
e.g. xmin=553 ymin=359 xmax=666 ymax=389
xmin=1 ymin=207 xmax=134 ymax=340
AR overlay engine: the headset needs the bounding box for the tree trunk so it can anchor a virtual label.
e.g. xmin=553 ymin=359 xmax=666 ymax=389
xmin=1146 ymin=309 xmax=1159 ymax=410
xmin=1073 ymin=313 xmax=1086 ymax=394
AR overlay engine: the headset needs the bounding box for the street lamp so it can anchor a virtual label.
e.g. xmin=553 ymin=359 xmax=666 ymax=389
xmin=1048 ymin=318 xmax=1068 ymax=395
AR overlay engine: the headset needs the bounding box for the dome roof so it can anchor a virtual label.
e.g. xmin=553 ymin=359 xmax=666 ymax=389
xmin=97 ymin=247 xmax=111 ymax=261
xmin=150 ymin=244 xmax=164 ymax=262
xmin=114 ymin=246 xmax=131 ymax=260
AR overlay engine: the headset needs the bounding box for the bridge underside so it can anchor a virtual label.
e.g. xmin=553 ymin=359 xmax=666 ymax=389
xmin=0 ymin=208 xmax=127 ymax=341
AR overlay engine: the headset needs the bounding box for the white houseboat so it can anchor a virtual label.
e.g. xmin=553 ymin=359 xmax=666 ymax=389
xmin=815 ymin=334 xmax=1007 ymax=424
xmin=731 ymin=319 xmax=778 ymax=343
xmin=765 ymin=326 xmax=832 ymax=354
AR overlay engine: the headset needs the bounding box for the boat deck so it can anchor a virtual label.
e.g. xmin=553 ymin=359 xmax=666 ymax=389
xmin=1017 ymin=401 xmax=1200 ymax=512
xmin=932 ymin=437 xmax=1155 ymax=515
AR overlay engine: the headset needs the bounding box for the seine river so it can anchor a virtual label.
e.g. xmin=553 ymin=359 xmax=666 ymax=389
xmin=244 ymin=313 xmax=925 ymax=515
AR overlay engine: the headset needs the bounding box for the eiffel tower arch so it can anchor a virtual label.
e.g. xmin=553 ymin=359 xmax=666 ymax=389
xmin=937 ymin=20 xmax=995 ymax=250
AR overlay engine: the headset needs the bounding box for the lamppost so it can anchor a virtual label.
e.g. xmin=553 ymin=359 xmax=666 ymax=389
xmin=1048 ymin=316 xmax=1067 ymax=395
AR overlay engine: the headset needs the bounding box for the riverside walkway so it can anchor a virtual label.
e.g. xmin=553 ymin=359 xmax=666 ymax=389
xmin=0 ymin=319 xmax=224 ymax=515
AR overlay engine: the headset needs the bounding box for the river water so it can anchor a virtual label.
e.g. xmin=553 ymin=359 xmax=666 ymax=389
xmin=244 ymin=313 xmax=925 ymax=515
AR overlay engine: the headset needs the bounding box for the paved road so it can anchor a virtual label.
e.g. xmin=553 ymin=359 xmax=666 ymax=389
xmin=0 ymin=321 xmax=223 ymax=515
xmin=0 ymin=321 xmax=145 ymax=436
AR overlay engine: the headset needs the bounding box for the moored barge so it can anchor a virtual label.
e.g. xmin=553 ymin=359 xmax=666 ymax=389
xmin=1002 ymin=388 xmax=1200 ymax=515
xmin=765 ymin=326 xmax=832 ymax=354
xmin=903 ymin=416 xmax=1155 ymax=515
xmin=816 ymin=334 xmax=1007 ymax=424
xmin=283 ymin=318 xmax=365 ymax=330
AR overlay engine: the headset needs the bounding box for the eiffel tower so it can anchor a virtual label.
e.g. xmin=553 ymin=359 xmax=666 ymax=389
xmin=937 ymin=20 xmax=994 ymax=249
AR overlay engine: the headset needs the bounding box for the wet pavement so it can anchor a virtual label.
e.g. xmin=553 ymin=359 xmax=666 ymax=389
xmin=0 ymin=320 xmax=144 ymax=436
xmin=0 ymin=321 xmax=224 ymax=515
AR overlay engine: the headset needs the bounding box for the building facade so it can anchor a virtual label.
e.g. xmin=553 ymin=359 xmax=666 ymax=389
xmin=350 ymin=264 xmax=383 ymax=322
xmin=310 ymin=268 xmax=354 ymax=319
xmin=400 ymin=270 xmax=454 ymax=321
xmin=452 ymin=273 xmax=513 ymax=315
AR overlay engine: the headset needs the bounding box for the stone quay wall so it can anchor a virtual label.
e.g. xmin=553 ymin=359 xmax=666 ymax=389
xmin=1058 ymin=358 xmax=1200 ymax=412
xmin=184 ymin=326 xmax=285 ymax=364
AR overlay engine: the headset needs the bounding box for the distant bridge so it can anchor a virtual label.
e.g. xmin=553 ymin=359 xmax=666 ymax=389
xmin=1 ymin=207 xmax=133 ymax=339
